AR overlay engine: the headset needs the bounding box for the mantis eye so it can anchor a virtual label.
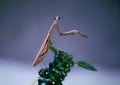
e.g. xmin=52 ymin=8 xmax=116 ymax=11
xmin=58 ymin=16 xmax=60 ymax=19
xmin=54 ymin=17 xmax=56 ymax=20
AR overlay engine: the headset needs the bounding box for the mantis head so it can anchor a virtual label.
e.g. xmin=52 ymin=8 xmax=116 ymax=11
xmin=54 ymin=16 xmax=60 ymax=22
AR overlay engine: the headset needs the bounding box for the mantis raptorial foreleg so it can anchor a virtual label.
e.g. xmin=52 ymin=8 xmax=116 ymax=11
xmin=32 ymin=16 xmax=88 ymax=67
xmin=54 ymin=23 xmax=88 ymax=38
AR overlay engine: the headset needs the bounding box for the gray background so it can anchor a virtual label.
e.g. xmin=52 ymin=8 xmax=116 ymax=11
xmin=0 ymin=0 xmax=120 ymax=85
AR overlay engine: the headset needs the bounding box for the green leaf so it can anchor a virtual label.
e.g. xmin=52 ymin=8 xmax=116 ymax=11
xmin=49 ymin=45 xmax=57 ymax=54
xmin=76 ymin=61 xmax=97 ymax=71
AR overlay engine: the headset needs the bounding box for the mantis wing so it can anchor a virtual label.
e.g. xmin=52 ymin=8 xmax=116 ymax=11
xmin=32 ymin=32 xmax=51 ymax=67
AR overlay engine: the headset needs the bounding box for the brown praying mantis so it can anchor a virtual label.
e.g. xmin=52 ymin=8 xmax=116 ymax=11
xmin=32 ymin=16 xmax=88 ymax=67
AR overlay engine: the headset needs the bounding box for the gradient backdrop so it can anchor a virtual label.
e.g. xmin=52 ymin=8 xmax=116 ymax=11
xmin=0 ymin=0 xmax=120 ymax=85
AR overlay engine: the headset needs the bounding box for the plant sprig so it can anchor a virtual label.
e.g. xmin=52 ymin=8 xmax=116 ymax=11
xmin=33 ymin=45 xmax=97 ymax=85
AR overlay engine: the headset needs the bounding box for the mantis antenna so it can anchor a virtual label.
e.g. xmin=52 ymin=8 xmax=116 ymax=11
xmin=32 ymin=16 xmax=88 ymax=67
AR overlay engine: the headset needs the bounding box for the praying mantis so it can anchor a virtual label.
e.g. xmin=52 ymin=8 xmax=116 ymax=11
xmin=32 ymin=16 xmax=88 ymax=67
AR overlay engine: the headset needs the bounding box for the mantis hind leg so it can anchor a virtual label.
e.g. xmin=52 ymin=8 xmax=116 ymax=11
xmin=49 ymin=40 xmax=59 ymax=53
